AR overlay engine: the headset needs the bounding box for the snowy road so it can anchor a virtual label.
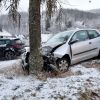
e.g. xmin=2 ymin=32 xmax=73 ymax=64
xmin=0 ymin=59 xmax=100 ymax=100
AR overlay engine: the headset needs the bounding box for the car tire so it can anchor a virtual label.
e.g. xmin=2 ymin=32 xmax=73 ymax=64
xmin=5 ymin=51 xmax=15 ymax=60
xmin=56 ymin=58 xmax=70 ymax=72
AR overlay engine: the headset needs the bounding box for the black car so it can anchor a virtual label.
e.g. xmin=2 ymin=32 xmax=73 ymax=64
xmin=0 ymin=38 xmax=25 ymax=60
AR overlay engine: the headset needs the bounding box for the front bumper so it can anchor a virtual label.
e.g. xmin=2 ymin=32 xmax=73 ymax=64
xmin=16 ymin=48 xmax=26 ymax=56
xmin=42 ymin=54 xmax=57 ymax=65
xmin=21 ymin=51 xmax=58 ymax=67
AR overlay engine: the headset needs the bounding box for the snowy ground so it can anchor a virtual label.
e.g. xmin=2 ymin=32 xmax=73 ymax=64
xmin=0 ymin=59 xmax=100 ymax=100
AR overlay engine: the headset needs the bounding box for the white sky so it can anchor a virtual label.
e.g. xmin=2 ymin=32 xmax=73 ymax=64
xmin=0 ymin=0 xmax=100 ymax=14
xmin=61 ymin=0 xmax=100 ymax=10
xmin=18 ymin=0 xmax=29 ymax=12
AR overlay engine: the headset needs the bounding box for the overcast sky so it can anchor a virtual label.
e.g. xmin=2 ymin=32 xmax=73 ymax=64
xmin=0 ymin=0 xmax=100 ymax=14
xmin=62 ymin=0 xmax=100 ymax=10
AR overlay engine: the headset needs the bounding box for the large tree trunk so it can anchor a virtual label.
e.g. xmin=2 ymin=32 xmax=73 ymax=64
xmin=29 ymin=0 xmax=43 ymax=75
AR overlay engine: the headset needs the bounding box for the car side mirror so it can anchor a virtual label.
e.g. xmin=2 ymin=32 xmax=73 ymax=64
xmin=69 ymin=39 xmax=78 ymax=45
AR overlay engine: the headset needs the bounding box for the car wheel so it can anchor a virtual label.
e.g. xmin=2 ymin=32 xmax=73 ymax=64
xmin=56 ymin=58 xmax=70 ymax=72
xmin=5 ymin=51 xmax=15 ymax=60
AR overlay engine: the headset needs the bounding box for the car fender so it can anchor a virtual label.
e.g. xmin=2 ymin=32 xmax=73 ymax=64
xmin=53 ymin=43 xmax=71 ymax=59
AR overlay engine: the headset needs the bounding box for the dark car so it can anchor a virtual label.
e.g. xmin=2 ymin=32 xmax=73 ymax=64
xmin=0 ymin=38 xmax=25 ymax=60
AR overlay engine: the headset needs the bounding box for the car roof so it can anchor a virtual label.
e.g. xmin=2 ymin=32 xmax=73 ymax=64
xmin=73 ymin=28 xmax=99 ymax=32
xmin=65 ymin=28 xmax=100 ymax=34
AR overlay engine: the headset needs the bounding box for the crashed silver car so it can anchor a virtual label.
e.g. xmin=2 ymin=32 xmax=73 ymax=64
xmin=42 ymin=29 xmax=100 ymax=71
xmin=22 ymin=29 xmax=100 ymax=71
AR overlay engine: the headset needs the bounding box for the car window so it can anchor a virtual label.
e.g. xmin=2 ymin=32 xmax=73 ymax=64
xmin=5 ymin=40 xmax=10 ymax=44
xmin=88 ymin=30 xmax=100 ymax=39
xmin=0 ymin=40 xmax=10 ymax=45
xmin=0 ymin=40 xmax=6 ymax=45
xmin=71 ymin=30 xmax=89 ymax=42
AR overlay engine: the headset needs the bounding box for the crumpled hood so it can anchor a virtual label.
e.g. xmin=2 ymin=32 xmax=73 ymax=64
xmin=42 ymin=41 xmax=64 ymax=48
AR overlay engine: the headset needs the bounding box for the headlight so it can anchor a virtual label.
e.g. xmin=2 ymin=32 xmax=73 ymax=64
xmin=42 ymin=46 xmax=52 ymax=55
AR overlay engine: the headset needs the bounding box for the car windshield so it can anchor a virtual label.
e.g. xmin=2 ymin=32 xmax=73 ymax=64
xmin=46 ymin=31 xmax=73 ymax=44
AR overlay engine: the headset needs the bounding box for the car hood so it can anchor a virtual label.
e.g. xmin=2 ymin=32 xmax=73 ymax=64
xmin=42 ymin=41 xmax=64 ymax=48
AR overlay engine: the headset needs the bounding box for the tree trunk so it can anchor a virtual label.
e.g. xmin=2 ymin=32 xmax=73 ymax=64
xmin=29 ymin=0 xmax=43 ymax=75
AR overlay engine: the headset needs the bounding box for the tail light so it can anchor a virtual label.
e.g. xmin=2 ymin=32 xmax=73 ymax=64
xmin=12 ymin=44 xmax=22 ymax=49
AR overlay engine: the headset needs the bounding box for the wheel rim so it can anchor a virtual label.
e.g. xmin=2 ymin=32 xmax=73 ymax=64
xmin=58 ymin=59 xmax=68 ymax=71
xmin=5 ymin=52 xmax=14 ymax=60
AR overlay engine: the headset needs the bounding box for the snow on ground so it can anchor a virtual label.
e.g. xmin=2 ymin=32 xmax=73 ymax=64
xmin=0 ymin=60 xmax=100 ymax=100
xmin=0 ymin=60 xmax=20 ymax=69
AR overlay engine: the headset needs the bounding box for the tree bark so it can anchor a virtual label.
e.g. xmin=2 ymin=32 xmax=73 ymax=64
xmin=29 ymin=0 xmax=43 ymax=75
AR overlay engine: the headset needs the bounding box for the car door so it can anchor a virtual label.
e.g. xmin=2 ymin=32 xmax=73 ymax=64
xmin=70 ymin=30 xmax=92 ymax=64
xmin=0 ymin=40 xmax=7 ymax=57
xmin=87 ymin=30 xmax=100 ymax=56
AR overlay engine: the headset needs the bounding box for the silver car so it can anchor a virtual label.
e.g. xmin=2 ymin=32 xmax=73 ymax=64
xmin=42 ymin=29 xmax=100 ymax=71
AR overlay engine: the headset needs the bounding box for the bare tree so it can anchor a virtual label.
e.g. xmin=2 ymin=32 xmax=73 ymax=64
xmin=29 ymin=0 xmax=43 ymax=74
xmin=45 ymin=0 xmax=57 ymax=31
xmin=29 ymin=0 xmax=58 ymax=74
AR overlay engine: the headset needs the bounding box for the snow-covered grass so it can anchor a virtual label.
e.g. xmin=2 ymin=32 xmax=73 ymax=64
xmin=0 ymin=59 xmax=100 ymax=100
